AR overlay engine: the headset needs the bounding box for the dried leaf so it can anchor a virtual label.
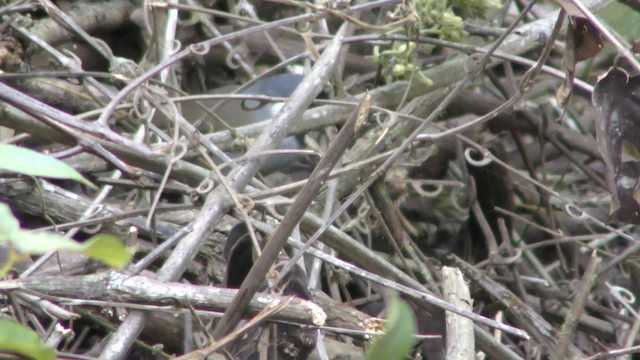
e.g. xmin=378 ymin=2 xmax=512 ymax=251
xmin=572 ymin=17 xmax=603 ymax=61
xmin=592 ymin=67 xmax=640 ymax=223
xmin=558 ymin=17 xmax=603 ymax=107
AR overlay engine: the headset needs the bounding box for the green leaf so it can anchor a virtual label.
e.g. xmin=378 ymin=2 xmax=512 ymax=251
xmin=0 ymin=319 xmax=57 ymax=360
xmin=81 ymin=234 xmax=136 ymax=269
xmin=365 ymin=297 xmax=417 ymax=360
xmin=0 ymin=203 xmax=21 ymax=242
xmin=0 ymin=245 xmax=30 ymax=278
xmin=0 ymin=204 xmax=25 ymax=277
xmin=16 ymin=232 xmax=135 ymax=270
xmin=0 ymin=144 xmax=96 ymax=189
xmin=0 ymin=203 xmax=135 ymax=271
xmin=17 ymin=231 xmax=85 ymax=254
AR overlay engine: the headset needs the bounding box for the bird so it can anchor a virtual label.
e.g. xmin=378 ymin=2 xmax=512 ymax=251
xmin=184 ymin=73 xmax=311 ymax=175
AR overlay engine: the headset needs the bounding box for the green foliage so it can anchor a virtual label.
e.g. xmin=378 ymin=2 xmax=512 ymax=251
xmin=0 ymin=319 xmax=57 ymax=360
xmin=0 ymin=203 xmax=135 ymax=276
xmin=414 ymin=0 xmax=466 ymax=42
xmin=371 ymin=0 xmax=500 ymax=84
xmin=412 ymin=0 xmax=500 ymax=41
xmin=0 ymin=141 xmax=134 ymax=270
xmin=372 ymin=42 xmax=434 ymax=84
xmin=0 ymin=142 xmax=134 ymax=360
xmin=0 ymin=144 xmax=96 ymax=189
xmin=80 ymin=234 xmax=137 ymax=269
xmin=0 ymin=202 xmax=135 ymax=358
xmin=365 ymin=297 xmax=418 ymax=360
xmin=451 ymin=0 xmax=503 ymax=19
